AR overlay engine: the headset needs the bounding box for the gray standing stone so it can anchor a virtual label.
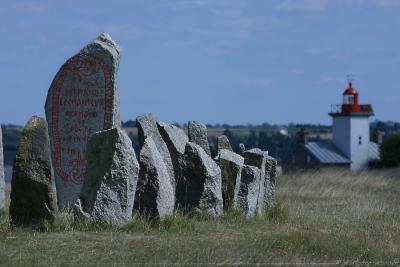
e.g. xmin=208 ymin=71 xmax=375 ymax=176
xmin=45 ymin=33 xmax=121 ymax=209
xmin=75 ymin=128 xmax=138 ymax=225
xmin=157 ymin=122 xmax=189 ymax=203
xmin=0 ymin=128 xmax=5 ymax=209
xmin=9 ymin=116 xmax=57 ymax=225
xmin=264 ymin=154 xmax=278 ymax=210
xmin=188 ymin=121 xmax=211 ymax=156
xmin=243 ymin=148 xmax=266 ymax=214
xmin=215 ymin=149 xmax=243 ymax=210
xmin=135 ymin=137 xmax=174 ymax=219
xmin=239 ymin=143 xmax=246 ymax=155
xmin=233 ymin=165 xmax=261 ymax=218
xmin=179 ymin=142 xmax=223 ymax=216
xmin=136 ymin=114 xmax=175 ymax=194
xmin=217 ymin=135 xmax=233 ymax=152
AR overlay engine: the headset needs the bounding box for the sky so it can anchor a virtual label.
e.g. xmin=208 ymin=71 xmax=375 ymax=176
xmin=0 ymin=0 xmax=399 ymax=126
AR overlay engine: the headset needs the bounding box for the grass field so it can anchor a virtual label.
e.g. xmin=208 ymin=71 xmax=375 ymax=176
xmin=1 ymin=168 xmax=400 ymax=265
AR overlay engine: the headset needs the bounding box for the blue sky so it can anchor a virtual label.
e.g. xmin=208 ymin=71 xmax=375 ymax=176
xmin=0 ymin=0 xmax=399 ymax=125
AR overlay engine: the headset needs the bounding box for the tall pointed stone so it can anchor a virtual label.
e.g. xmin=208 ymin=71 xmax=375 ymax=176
xmin=75 ymin=128 xmax=139 ymax=225
xmin=135 ymin=137 xmax=174 ymax=219
xmin=136 ymin=114 xmax=175 ymax=193
xmin=9 ymin=116 xmax=57 ymax=225
xmin=45 ymin=33 xmax=121 ymax=209
xmin=157 ymin=121 xmax=188 ymax=204
xmin=0 ymin=128 xmax=5 ymax=209
xmin=188 ymin=121 xmax=211 ymax=156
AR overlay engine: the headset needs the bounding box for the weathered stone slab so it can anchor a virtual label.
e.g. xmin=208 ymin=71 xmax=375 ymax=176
xmin=0 ymin=128 xmax=4 ymax=209
xmin=135 ymin=137 xmax=174 ymax=219
xmin=243 ymin=148 xmax=266 ymax=214
xmin=45 ymin=33 xmax=121 ymax=209
xmin=9 ymin=116 xmax=57 ymax=225
xmin=136 ymin=114 xmax=175 ymax=194
xmin=233 ymin=165 xmax=260 ymax=218
xmin=188 ymin=121 xmax=211 ymax=156
xmin=264 ymin=154 xmax=278 ymax=210
xmin=217 ymin=135 xmax=233 ymax=152
xmin=215 ymin=149 xmax=243 ymax=210
xmin=75 ymin=128 xmax=138 ymax=225
xmin=179 ymin=142 xmax=223 ymax=216
xmin=157 ymin=122 xmax=188 ymax=203
xmin=239 ymin=143 xmax=246 ymax=155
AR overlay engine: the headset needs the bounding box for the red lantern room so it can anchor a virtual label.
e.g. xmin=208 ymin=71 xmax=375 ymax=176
xmin=342 ymin=82 xmax=361 ymax=113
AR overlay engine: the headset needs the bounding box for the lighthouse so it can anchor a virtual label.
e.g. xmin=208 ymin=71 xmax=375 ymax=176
xmin=329 ymin=82 xmax=374 ymax=171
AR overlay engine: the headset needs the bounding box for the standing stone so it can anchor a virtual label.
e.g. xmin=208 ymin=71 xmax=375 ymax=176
xmin=233 ymin=165 xmax=261 ymax=218
xmin=264 ymin=154 xmax=278 ymax=210
xmin=217 ymin=135 xmax=233 ymax=152
xmin=215 ymin=149 xmax=243 ymax=210
xmin=75 ymin=128 xmax=139 ymax=225
xmin=135 ymin=137 xmax=174 ymax=219
xmin=136 ymin=114 xmax=175 ymax=194
xmin=45 ymin=33 xmax=121 ymax=209
xmin=0 ymin=128 xmax=5 ymax=209
xmin=9 ymin=116 xmax=57 ymax=225
xmin=243 ymin=148 xmax=266 ymax=214
xmin=179 ymin=142 xmax=223 ymax=216
xmin=157 ymin=122 xmax=189 ymax=203
xmin=188 ymin=121 xmax=211 ymax=156
xmin=239 ymin=143 xmax=246 ymax=155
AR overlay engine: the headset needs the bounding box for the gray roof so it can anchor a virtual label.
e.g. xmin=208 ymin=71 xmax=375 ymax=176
xmin=369 ymin=142 xmax=381 ymax=161
xmin=304 ymin=142 xmax=351 ymax=164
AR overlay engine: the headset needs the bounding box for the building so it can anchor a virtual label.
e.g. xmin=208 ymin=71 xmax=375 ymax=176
xmin=294 ymin=82 xmax=380 ymax=171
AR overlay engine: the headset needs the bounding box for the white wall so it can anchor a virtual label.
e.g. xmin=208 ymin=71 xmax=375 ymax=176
xmin=332 ymin=115 xmax=370 ymax=172
xmin=350 ymin=117 xmax=370 ymax=171
xmin=332 ymin=117 xmax=351 ymax=157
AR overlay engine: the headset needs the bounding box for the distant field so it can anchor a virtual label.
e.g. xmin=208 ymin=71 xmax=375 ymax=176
xmin=1 ymin=168 xmax=399 ymax=265
xmin=123 ymin=127 xmax=332 ymax=139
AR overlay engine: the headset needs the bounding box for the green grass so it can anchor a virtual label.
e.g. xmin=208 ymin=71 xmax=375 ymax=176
xmin=1 ymin=169 xmax=400 ymax=265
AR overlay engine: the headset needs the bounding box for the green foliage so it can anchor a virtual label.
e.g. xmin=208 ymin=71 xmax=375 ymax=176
xmin=380 ymin=134 xmax=400 ymax=167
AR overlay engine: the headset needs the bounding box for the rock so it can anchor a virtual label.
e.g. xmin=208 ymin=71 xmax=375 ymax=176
xmin=0 ymin=128 xmax=4 ymax=209
xmin=188 ymin=121 xmax=211 ymax=156
xmin=179 ymin=142 xmax=223 ymax=216
xmin=239 ymin=143 xmax=246 ymax=155
xmin=136 ymin=114 xmax=175 ymax=194
xmin=233 ymin=165 xmax=261 ymax=218
xmin=9 ymin=116 xmax=57 ymax=225
xmin=157 ymin=122 xmax=189 ymax=204
xmin=45 ymin=33 xmax=122 ymax=209
xmin=217 ymin=135 xmax=233 ymax=152
xmin=215 ymin=149 xmax=243 ymax=210
xmin=264 ymin=154 xmax=278 ymax=210
xmin=135 ymin=137 xmax=174 ymax=219
xmin=77 ymin=128 xmax=139 ymax=225
xmin=243 ymin=148 xmax=266 ymax=214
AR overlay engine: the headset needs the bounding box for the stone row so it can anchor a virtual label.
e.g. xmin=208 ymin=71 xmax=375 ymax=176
xmin=5 ymin=33 xmax=278 ymax=226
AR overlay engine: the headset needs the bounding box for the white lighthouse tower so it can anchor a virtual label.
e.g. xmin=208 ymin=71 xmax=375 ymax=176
xmin=329 ymin=82 xmax=374 ymax=171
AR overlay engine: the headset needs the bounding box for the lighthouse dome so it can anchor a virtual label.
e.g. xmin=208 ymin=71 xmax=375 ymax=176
xmin=343 ymin=83 xmax=358 ymax=95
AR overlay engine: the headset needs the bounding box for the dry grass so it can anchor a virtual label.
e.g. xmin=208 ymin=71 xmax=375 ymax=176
xmin=1 ymin=168 xmax=400 ymax=265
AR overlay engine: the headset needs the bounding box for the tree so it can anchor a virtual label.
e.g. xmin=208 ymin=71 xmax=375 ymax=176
xmin=380 ymin=134 xmax=400 ymax=167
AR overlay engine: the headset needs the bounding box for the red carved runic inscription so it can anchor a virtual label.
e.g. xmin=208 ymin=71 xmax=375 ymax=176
xmin=51 ymin=53 xmax=113 ymax=185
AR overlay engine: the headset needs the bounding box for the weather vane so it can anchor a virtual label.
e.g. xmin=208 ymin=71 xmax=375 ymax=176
xmin=346 ymin=74 xmax=354 ymax=85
